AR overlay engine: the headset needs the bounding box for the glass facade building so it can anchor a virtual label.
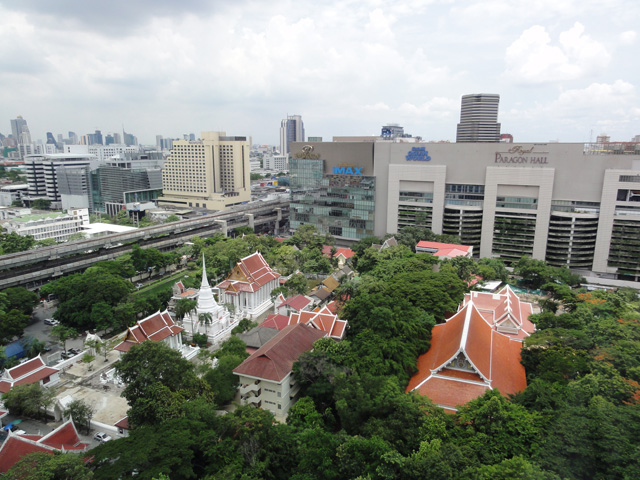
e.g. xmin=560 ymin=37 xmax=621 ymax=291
xmin=289 ymin=157 xmax=376 ymax=239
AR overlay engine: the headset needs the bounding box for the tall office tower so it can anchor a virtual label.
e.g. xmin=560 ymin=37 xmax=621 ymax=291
xmin=20 ymin=125 xmax=32 ymax=145
xmin=113 ymin=133 xmax=122 ymax=144
xmin=123 ymin=131 xmax=137 ymax=146
xmin=189 ymin=133 xmax=196 ymax=141
xmin=68 ymin=131 xmax=78 ymax=144
xmin=279 ymin=114 xmax=304 ymax=155
xmin=156 ymin=135 xmax=163 ymax=151
xmin=10 ymin=116 xmax=28 ymax=143
xmin=105 ymin=134 xmax=115 ymax=145
xmin=57 ymin=134 xmax=63 ymax=144
xmin=158 ymin=131 xmax=251 ymax=211
xmin=456 ymin=94 xmax=501 ymax=143
xmin=46 ymin=132 xmax=58 ymax=148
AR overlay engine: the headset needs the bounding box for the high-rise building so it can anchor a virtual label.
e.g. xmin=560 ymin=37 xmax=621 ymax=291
xmin=10 ymin=116 xmax=27 ymax=144
xmin=456 ymin=94 xmax=501 ymax=143
xmin=46 ymin=132 xmax=58 ymax=149
xmin=279 ymin=115 xmax=304 ymax=155
xmin=123 ymin=131 xmax=137 ymax=146
xmin=158 ymin=131 xmax=251 ymax=211
xmin=105 ymin=134 xmax=115 ymax=145
xmin=156 ymin=135 xmax=163 ymax=151
xmin=23 ymin=153 xmax=98 ymax=208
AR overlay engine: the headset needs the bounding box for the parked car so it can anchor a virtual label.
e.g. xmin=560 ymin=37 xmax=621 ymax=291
xmin=94 ymin=432 xmax=112 ymax=443
xmin=67 ymin=348 xmax=81 ymax=357
xmin=44 ymin=318 xmax=59 ymax=326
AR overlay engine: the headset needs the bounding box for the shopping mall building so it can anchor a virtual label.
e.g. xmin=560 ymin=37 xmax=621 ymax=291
xmin=289 ymin=140 xmax=640 ymax=281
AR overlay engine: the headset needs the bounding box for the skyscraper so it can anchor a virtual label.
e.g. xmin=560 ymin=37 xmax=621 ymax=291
xmin=455 ymin=94 xmax=501 ymax=143
xmin=279 ymin=115 xmax=304 ymax=155
xmin=10 ymin=116 xmax=27 ymax=144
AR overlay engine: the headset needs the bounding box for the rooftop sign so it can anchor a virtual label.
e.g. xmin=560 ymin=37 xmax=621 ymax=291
xmin=495 ymin=146 xmax=548 ymax=165
xmin=406 ymin=147 xmax=431 ymax=161
xmin=332 ymin=166 xmax=362 ymax=175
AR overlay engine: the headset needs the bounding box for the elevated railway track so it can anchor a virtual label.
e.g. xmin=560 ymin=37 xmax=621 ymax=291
xmin=0 ymin=199 xmax=289 ymax=290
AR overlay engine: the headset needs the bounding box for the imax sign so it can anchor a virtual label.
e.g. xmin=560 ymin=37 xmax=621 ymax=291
xmin=332 ymin=166 xmax=362 ymax=175
xmin=406 ymin=147 xmax=431 ymax=161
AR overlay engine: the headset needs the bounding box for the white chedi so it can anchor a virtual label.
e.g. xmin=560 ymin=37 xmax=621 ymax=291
xmin=187 ymin=255 xmax=230 ymax=335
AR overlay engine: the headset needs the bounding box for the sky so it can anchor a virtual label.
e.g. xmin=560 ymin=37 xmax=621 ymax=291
xmin=1 ymin=0 xmax=639 ymax=146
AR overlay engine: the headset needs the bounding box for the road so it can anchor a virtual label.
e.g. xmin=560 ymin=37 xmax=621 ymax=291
xmin=25 ymin=302 xmax=87 ymax=357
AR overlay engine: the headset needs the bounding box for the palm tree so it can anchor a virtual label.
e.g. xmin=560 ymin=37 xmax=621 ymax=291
xmin=199 ymin=312 xmax=213 ymax=336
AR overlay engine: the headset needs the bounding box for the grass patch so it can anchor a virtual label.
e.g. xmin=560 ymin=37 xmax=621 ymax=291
xmin=134 ymin=269 xmax=198 ymax=298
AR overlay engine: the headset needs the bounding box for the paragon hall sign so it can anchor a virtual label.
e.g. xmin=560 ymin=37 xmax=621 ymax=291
xmin=495 ymin=146 xmax=548 ymax=165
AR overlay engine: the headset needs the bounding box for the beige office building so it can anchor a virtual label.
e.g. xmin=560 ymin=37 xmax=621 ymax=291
xmin=158 ymin=132 xmax=251 ymax=211
xmin=290 ymin=140 xmax=640 ymax=281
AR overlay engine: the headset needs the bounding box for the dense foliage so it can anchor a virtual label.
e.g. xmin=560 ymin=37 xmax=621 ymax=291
xmin=29 ymin=229 xmax=640 ymax=479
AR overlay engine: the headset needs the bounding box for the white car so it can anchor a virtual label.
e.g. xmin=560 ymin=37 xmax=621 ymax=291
xmin=94 ymin=432 xmax=112 ymax=443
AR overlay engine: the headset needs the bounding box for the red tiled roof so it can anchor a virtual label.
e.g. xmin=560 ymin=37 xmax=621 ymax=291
xmin=326 ymin=301 xmax=338 ymax=314
xmin=4 ymin=357 xmax=46 ymax=380
xmin=0 ymin=436 xmax=51 ymax=473
xmin=14 ymin=367 xmax=59 ymax=388
xmin=114 ymin=417 xmax=129 ymax=430
xmin=113 ymin=310 xmax=182 ymax=351
xmin=40 ymin=420 xmax=87 ymax=451
xmin=216 ymin=252 xmax=280 ymax=294
xmin=0 ymin=420 xmax=88 ymax=473
xmin=233 ymin=324 xmax=326 ymax=382
xmin=260 ymin=314 xmax=290 ymax=330
xmin=416 ymin=241 xmax=471 ymax=253
xmin=334 ymin=248 xmax=355 ymax=259
xmin=0 ymin=355 xmax=59 ymax=393
xmin=271 ymin=306 xmax=348 ymax=340
xmin=279 ymin=295 xmax=311 ymax=311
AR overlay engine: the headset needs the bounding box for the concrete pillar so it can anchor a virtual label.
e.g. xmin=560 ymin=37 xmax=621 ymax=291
xmin=246 ymin=213 xmax=255 ymax=230
xmin=216 ymin=220 xmax=227 ymax=237
xmin=274 ymin=208 xmax=282 ymax=236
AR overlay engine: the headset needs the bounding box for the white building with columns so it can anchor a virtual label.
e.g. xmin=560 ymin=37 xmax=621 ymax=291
xmin=216 ymin=252 xmax=281 ymax=319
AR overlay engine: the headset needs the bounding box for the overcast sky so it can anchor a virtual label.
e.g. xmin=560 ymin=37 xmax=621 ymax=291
xmin=2 ymin=0 xmax=639 ymax=146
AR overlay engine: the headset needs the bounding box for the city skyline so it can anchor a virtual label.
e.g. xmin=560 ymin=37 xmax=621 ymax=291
xmin=1 ymin=1 xmax=639 ymax=145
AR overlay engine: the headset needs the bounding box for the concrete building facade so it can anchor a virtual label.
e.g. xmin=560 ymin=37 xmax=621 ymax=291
xmin=158 ymin=131 xmax=251 ymax=211
xmin=456 ymin=93 xmax=501 ymax=143
xmin=289 ymin=140 xmax=640 ymax=281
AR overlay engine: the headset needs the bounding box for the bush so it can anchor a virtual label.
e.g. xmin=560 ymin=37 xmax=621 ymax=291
xmin=82 ymin=353 xmax=95 ymax=363
xmin=192 ymin=333 xmax=208 ymax=348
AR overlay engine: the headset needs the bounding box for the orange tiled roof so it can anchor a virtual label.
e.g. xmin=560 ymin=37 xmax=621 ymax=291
xmin=283 ymin=305 xmax=348 ymax=340
xmin=462 ymin=285 xmax=536 ymax=339
xmin=407 ymin=302 xmax=527 ymax=411
xmin=217 ymin=252 xmax=280 ymax=294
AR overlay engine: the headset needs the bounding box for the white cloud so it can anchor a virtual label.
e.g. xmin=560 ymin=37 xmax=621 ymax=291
xmin=620 ymin=30 xmax=637 ymax=45
xmin=505 ymin=23 xmax=610 ymax=84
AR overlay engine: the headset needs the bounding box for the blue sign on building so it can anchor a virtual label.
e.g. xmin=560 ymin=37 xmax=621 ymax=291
xmin=406 ymin=147 xmax=431 ymax=161
xmin=332 ymin=166 xmax=362 ymax=175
